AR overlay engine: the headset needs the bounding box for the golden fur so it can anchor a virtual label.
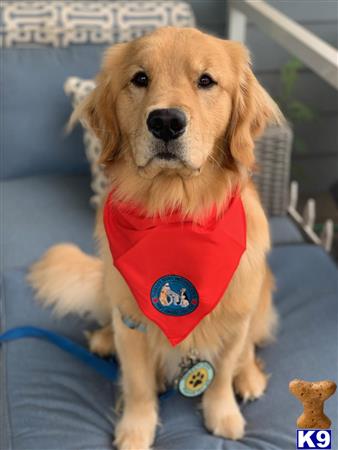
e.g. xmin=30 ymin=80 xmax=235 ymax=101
xmin=28 ymin=27 xmax=282 ymax=449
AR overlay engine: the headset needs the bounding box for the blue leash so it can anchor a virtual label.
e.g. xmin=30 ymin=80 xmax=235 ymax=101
xmin=0 ymin=326 xmax=175 ymax=400
xmin=0 ymin=326 xmax=119 ymax=381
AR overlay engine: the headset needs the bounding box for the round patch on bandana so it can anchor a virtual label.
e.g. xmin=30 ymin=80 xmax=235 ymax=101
xmin=150 ymin=275 xmax=199 ymax=316
xmin=178 ymin=361 xmax=215 ymax=397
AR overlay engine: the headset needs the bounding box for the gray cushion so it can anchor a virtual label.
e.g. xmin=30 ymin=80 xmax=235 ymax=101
xmin=1 ymin=175 xmax=303 ymax=270
xmin=1 ymin=175 xmax=95 ymax=270
xmin=1 ymin=244 xmax=337 ymax=450
xmin=1 ymin=46 xmax=105 ymax=179
xmin=269 ymin=216 xmax=303 ymax=246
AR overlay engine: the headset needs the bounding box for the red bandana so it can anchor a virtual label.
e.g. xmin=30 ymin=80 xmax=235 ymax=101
xmin=103 ymin=192 xmax=246 ymax=346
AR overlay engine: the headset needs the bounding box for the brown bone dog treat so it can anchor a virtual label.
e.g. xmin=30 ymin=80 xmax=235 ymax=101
xmin=289 ymin=379 xmax=337 ymax=429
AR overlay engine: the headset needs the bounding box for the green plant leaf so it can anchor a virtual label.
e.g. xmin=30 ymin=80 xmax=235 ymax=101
xmin=288 ymin=100 xmax=315 ymax=122
xmin=293 ymin=136 xmax=307 ymax=154
xmin=281 ymin=57 xmax=303 ymax=99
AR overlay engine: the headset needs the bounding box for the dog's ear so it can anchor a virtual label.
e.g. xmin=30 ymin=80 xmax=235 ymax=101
xmin=225 ymin=42 xmax=284 ymax=169
xmin=69 ymin=44 xmax=127 ymax=167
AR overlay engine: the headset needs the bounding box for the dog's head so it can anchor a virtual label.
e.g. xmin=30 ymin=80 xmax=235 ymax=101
xmin=73 ymin=27 xmax=283 ymax=215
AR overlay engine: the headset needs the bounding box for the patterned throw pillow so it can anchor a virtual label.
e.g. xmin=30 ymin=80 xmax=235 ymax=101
xmin=64 ymin=77 xmax=108 ymax=207
xmin=1 ymin=1 xmax=195 ymax=48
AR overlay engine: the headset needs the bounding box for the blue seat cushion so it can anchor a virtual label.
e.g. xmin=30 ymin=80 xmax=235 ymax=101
xmin=1 ymin=244 xmax=337 ymax=450
xmin=1 ymin=45 xmax=106 ymax=179
xmin=269 ymin=216 xmax=303 ymax=246
xmin=1 ymin=174 xmax=95 ymax=270
xmin=1 ymin=174 xmax=303 ymax=270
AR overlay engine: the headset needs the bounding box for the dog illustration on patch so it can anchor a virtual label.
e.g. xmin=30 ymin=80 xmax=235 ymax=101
xmin=159 ymin=283 xmax=190 ymax=307
xmin=159 ymin=283 xmax=171 ymax=306
xmin=180 ymin=288 xmax=190 ymax=307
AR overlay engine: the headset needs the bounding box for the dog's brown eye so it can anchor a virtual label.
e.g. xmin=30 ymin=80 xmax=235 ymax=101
xmin=198 ymin=74 xmax=216 ymax=89
xmin=131 ymin=71 xmax=149 ymax=88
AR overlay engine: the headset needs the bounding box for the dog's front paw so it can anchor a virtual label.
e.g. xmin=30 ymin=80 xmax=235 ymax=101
xmin=234 ymin=359 xmax=268 ymax=402
xmin=114 ymin=408 xmax=157 ymax=450
xmin=85 ymin=325 xmax=115 ymax=357
xmin=204 ymin=409 xmax=246 ymax=440
xmin=202 ymin=392 xmax=245 ymax=440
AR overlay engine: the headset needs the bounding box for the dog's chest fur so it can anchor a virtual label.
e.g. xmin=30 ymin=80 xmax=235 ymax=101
xmin=155 ymin=343 xmax=217 ymax=383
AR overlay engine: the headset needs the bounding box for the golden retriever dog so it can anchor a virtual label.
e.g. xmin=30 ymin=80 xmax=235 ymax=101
xmin=28 ymin=27 xmax=282 ymax=449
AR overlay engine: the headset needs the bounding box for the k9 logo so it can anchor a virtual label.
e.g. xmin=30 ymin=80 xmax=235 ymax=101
xmin=297 ymin=430 xmax=331 ymax=449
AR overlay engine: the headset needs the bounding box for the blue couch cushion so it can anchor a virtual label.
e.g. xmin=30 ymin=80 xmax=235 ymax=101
xmin=1 ymin=45 xmax=106 ymax=179
xmin=1 ymin=244 xmax=337 ymax=450
xmin=1 ymin=174 xmax=303 ymax=270
xmin=269 ymin=216 xmax=303 ymax=246
xmin=1 ymin=174 xmax=95 ymax=270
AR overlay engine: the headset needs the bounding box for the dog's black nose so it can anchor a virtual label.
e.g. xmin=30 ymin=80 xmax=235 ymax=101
xmin=147 ymin=108 xmax=187 ymax=142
